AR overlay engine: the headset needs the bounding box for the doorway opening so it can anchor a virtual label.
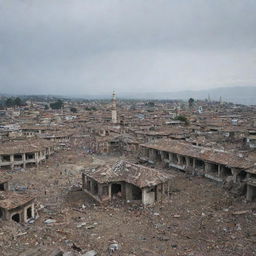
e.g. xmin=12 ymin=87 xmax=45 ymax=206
xmin=12 ymin=213 xmax=20 ymax=223
xmin=131 ymin=185 xmax=142 ymax=200
xmin=27 ymin=207 xmax=32 ymax=219
xmin=111 ymin=184 xmax=122 ymax=196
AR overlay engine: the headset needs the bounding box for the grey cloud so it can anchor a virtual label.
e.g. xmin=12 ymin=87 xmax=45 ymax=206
xmin=0 ymin=0 xmax=256 ymax=95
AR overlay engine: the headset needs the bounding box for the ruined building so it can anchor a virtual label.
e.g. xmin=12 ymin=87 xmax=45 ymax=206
xmin=0 ymin=175 xmax=35 ymax=223
xmin=82 ymin=161 xmax=173 ymax=205
xmin=139 ymin=139 xmax=256 ymax=200
xmin=0 ymin=140 xmax=55 ymax=170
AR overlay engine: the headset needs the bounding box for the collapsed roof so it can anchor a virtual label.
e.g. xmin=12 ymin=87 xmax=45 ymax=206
xmin=84 ymin=160 xmax=173 ymax=188
xmin=0 ymin=139 xmax=54 ymax=155
xmin=0 ymin=174 xmax=11 ymax=184
xmin=0 ymin=191 xmax=34 ymax=210
xmin=141 ymin=139 xmax=254 ymax=169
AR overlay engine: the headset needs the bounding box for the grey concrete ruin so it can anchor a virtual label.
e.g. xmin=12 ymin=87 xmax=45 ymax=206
xmin=0 ymin=192 xmax=35 ymax=223
xmin=82 ymin=161 xmax=173 ymax=205
xmin=0 ymin=175 xmax=35 ymax=223
xmin=0 ymin=140 xmax=55 ymax=170
xmin=139 ymin=139 xmax=254 ymax=199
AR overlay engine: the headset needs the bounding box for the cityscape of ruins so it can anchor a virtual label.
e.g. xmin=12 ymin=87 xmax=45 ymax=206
xmin=0 ymin=92 xmax=256 ymax=255
xmin=1 ymin=1 xmax=256 ymax=256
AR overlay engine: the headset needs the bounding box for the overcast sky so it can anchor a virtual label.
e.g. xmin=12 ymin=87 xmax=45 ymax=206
xmin=0 ymin=0 xmax=256 ymax=96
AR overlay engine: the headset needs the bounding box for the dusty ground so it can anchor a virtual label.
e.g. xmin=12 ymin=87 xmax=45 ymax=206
xmin=1 ymin=150 xmax=256 ymax=256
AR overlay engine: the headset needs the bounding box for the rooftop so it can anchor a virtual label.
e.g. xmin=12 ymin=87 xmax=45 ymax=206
xmin=84 ymin=160 xmax=173 ymax=188
xmin=0 ymin=191 xmax=34 ymax=210
xmin=0 ymin=174 xmax=11 ymax=184
xmin=141 ymin=139 xmax=254 ymax=169
xmin=0 ymin=139 xmax=54 ymax=155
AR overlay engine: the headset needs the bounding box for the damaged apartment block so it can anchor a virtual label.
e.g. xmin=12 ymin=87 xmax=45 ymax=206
xmin=0 ymin=176 xmax=35 ymax=223
xmin=139 ymin=139 xmax=255 ymax=199
xmin=0 ymin=140 xmax=55 ymax=170
xmin=82 ymin=161 xmax=173 ymax=205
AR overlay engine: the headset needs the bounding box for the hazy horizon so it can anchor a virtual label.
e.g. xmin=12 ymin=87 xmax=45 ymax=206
xmin=1 ymin=1 xmax=256 ymax=95
xmin=1 ymin=85 xmax=256 ymax=97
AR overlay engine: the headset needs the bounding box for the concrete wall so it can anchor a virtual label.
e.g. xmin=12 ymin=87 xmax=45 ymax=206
xmin=142 ymin=187 xmax=155 ymax=205
xmin=125 ymin=183 xmax=133 ymax=201
xmin=0 ymin=146 xmax=53 ymax=170
xmin=247 ymin=184 xmax=256 ymax=201
xmin=1 ymin=202 xmax=35 ymax=223
xmin=140 ymin=146 xmax=256 ymax=201
xmin=140 ymin=146 xmax=245 ymax=185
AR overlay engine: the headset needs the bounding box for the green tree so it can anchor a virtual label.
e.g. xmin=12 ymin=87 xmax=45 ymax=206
xmin=70 ymin=107 xmax=77 ymax=113
xmin=174 ymin=115 xmax=189 ymax=125
xmin=5 ymin=97 xmax=24 ymax=107
xmin=50 ymin=100 xmax=63 ymax=109
xmin=14 ymin=97 xmax=22 ymax=106
xmin=85 ymin=106 xmax=97 ymax=111
xmin=146 ymin=101 xmax=155 ymax=107
xmin=188 ymin=98 xmax=195 ymax=108
xmin=5 ymin=98 xmax=15 ymax=107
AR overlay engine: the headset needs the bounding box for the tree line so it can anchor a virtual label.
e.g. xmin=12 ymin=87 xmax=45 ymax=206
xmin=4 ymin=97 xmax=25 ymax=107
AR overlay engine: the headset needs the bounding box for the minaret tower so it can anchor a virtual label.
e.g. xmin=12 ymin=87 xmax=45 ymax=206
xmin=208 ymin=94 xmax=211 ymax=102
xmin=111 ymin=91 xmax=117 ymax=124
xmin=219 ymin=96 xmax=223 ymax=105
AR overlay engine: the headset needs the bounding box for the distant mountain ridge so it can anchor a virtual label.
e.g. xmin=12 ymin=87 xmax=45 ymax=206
xmin=118 ymin=86 xmax=256 ymax=105
xmin=76 ymin=86 xmax=256 ymax=105
xmin=0 ymin=86 xmax=255 ymax=105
